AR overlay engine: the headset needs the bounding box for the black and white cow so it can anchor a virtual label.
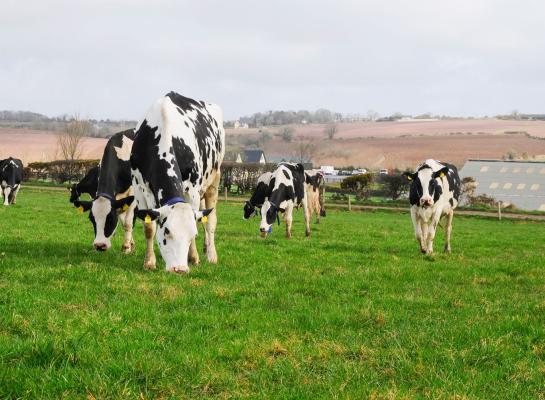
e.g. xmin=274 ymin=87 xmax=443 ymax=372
xmin=305 ymin=170 xmax=326 ymax=223
xmin=259 ymin=162 xmax=310 ymax=238
xmin=73 ymin=129 xmax=136 ymax=253
xmin=243 ymin=171 xmax=272 ymax=219
xmin=69 ymin=165 xmax=99 ymax=203
xmin=1 ymin=157 xmax=23 ymax=206
xmin=403 ymin=159 xmax=461 ymax=254
xmin=130 ymin=91 xmax=225 ymax=273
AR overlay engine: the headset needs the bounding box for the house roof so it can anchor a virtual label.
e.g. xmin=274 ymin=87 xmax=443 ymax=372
xmin=459 ymin=159 xmax=545 ymax=211
xmin=243 ymin=149 xmax=265 ymax=163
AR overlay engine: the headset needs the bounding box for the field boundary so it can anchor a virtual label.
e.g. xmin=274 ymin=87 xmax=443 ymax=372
xmin=22 ymin=185 xmax=545 ymax=222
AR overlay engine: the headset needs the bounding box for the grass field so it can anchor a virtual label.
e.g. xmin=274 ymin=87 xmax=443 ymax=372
xmin=1 ymin=189 xmax=545 ymax=399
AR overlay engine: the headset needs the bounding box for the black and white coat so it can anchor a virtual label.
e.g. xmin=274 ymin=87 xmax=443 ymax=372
xmin=404 ymin=159 xmax=461 ymax=254
xmin=305 ymin=170 xmax=326 ymax=223
xmin=130 ymin=92 xmax=225 ymax=273
xmin=243 ymin=171 xmax=272 ymax=219
xmin=69 ymin=166 xmax=99 ymax=203
xmin=259 ymin=162 xmax=311 ymax=238
xmin=73 ymin=129 xmax=136 ymax=253
xmin=0 ymin=157 xmax=23 ymax=206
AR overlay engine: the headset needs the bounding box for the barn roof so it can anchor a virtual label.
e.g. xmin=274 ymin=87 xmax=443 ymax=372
xmin=243 ymin=149 xmax=266 ymax=163
xmin=459 ymin=159 xmax=545 ymax=211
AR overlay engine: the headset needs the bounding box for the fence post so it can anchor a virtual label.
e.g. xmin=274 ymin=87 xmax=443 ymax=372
xmin=348 ymin=195 xmax=351 ymax=211
xmin=498 ymin=201 xmax=502 ymax=220
xmin=224 ymin=187 xmax=228 ymax=202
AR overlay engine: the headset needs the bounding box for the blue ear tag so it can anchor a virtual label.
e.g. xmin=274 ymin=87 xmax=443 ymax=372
xmin=268 ymin=226 xmax=272 ymax=233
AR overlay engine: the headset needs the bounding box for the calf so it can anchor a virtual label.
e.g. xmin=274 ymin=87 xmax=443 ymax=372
xmin=0 ymin=157 xmax=23 ymax=206
xmin=130 ymin=91 xmax=225 ymax=273
xmin=69 ymin=165 xmax=99 ymax=203
xmin=243 ymin=171 xmax=272 ymax=219
xmin=305 ymin=170 xmax=326 ymax=223
xmin=74 ymin=129 xmax=136 ymax=253
xmin=403 ymin=159 xmax=461 ymax=254
xmin=259 ymin=162 xmax=310 ymax=238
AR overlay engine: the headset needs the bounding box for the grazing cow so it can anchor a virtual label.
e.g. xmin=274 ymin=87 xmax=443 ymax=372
xmin=0 ymin=157 xmax=23 ymax=206
xmin=69 ymin=165 xmax=99 ymax=203
xmin=73 ymin=129 xmax=136 ymax=253
xmin=403 ymin=159 xmax=461 ymax=254
xmin=259 ymin=162 xmax=310 ymax=238
xmin=243 ymin=171 xmax=272 ymax=219
xmin=130 ymin=91 xmax=225 ymax=273
xmin=305 ymin=170 xmax=326 ymax=223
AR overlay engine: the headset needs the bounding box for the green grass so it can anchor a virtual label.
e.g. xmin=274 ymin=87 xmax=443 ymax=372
xmin=1 ymin=188 xmax=545 ymax=399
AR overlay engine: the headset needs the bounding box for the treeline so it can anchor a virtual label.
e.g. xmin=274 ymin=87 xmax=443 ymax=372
xmin=236 ymin=109 xmax=343 ymax=127
xmin=0 ymin=110 xmax=136 ymax=138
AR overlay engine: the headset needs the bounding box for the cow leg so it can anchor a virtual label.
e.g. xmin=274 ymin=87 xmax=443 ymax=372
xmin=11 ymin=185 xmax=21 ymax=204
xmin=444 ymin=210 xmax=454 ymax=253
xmin=426 ymin=213 xmax=442 ymax=255
xmin=411 ymin=208 xmax=425 ymax=253
xmin=283 ymin=203 xmax=294 ymax=238
xmin=143 ymin=220 xmax=156 ymax=270
xmin=120 ymin=204 xmax=136 ymax=254
xmin=203 ymin=175 xmax=220 ymax=264
xmin=188 ymin=239 xmax=200 ymax=265
xmin=200 ymin=198 xmax=208 ymax=254
xmin=420 ymin=222 xmax=429 ymax=254
xmin=303 ymin=195 xmax=311 ymax=237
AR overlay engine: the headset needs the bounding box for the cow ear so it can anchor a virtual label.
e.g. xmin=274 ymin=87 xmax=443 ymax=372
xmin=433 ymin=167 xmax=449 ymax=179
xmin=195 ymin=208 xmax=213 ymax=222
xmin=74 ymin=200 xmax=92 ymax=213
xmin=114 ymin=196 xmax=134 ymax=213
xmin=402 ymin=172 xmax=416 ymax=181
xmin=135 ymin=209 xmax=160 ymax=223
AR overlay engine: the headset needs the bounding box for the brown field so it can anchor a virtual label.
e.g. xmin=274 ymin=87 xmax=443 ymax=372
xmin=0 ymin=128 xmax=107 ymax=164
xmin=2 ymin=119 xmax=545 ymax=169
xmin=227 ymin=119 xmax=545 ymax=168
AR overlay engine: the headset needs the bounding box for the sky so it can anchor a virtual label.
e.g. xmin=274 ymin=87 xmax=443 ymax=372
xmin=1 ymin=0 xmax=545 ymax=121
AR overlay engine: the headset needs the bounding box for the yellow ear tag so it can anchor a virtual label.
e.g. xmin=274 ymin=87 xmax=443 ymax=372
xmin=144 ymin=215 xmax=152 ymax=224
xmin=77 ymin=206 xmax=84 ymax=214
xmin=439 ymin=172 xmax=445 ymax=178
xmin=201 ymin=216 xmax=208 ymax=224
xmin=122 ymin=204 xmax=129 ymax=212
xmin=407 ymin=176 xmax=412 ymax=181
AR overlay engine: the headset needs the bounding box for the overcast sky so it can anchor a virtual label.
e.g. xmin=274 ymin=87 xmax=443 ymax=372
xmin=1 ymin=0 xmax=544 ymax=120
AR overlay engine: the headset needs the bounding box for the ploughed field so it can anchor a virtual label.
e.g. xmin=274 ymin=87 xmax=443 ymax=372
xmin=1 ymin=189 xmax=545 ymax=399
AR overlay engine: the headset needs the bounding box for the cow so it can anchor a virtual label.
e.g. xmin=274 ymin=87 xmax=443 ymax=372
xmin=73 ymin=129 xmax=137 ymax=253
xmin=259 ymin=162 xmax=310 ymax=238
xmin=403 ymin=159 xmax=461 ymax=254
xmin=305 ymin=170 xmax=326 ymax=223
xmin=69 ymin=165 xmax=99 ymax=203
xmin=0 ymin=157 xmax=23 ymax=206
xmin=243 ymin=171 xmax=272 ymax=219
xmin=130 ymin=91 xmax=225 ymax=274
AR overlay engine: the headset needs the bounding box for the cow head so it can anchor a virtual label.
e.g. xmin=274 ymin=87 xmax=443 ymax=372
xmin=243 ymin=201 xmax=257 ymax=219
xmin=136 ymin=202 xmax=213 ymax=272
xmin=404 ymin=166 xmax=449 ymax=208
xmin=74 ymin=195 xmax=134 ymax=251
xmin=68 ymin=184 xmax=79 ymax=203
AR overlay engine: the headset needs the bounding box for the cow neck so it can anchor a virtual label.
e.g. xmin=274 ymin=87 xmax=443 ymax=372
xmin=162 ymin=197 xmax=186 ymax=207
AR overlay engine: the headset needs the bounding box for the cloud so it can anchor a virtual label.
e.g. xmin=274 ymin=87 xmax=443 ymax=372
xmin=1 ymin=0 xmax=544 ymax=120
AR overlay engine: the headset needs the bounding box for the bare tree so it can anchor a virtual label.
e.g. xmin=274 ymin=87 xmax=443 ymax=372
xmin=56 ymin=115 xmax=91 ymax=182
xmin=294 ymin=139 xmax=316 ymax=164
xmin=324 ymin=124 xmax=337 ymax=140
xmin=57 ymin=115 xmax=90 ymax=161
xmin=367 ymin=110 xmax=380 ymax=122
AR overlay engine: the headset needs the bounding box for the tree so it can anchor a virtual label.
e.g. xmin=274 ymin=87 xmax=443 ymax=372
xmin=258 ymin=130 xmax=272 ymax=147
xmin=367 ymin=110 xmax=380 ymax=122
xmin=56 ymin=115 xmax=91 ymax=181
xmin=459 ymin=176 xmax=477 ymax=205
xmin=324 ymin=124 xmax=337 ymax=140
xmin=281 ymin=127 xmax=295 ymax=142
xmin=378 ymin=172 xmax=409 ymax=200
xmin=505 ymin=149 xmax=518 ymax=160
xmin=294 ymin=139 xmax=316 ymax=164
xmin=341 ymin=173 xmax=373 ymax=200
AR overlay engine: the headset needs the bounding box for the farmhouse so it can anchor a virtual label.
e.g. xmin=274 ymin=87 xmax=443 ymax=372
xmin=236 ymin=149 xmax=267 ymax=164
xmin=459 ymin=159 xmax=545 ymax=211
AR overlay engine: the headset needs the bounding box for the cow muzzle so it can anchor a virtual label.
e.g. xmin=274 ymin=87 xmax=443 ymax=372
xmin=93 ymin=242 xmax=110 ymax=252
xmin=420 ymin=198 xmax=433 ymax=208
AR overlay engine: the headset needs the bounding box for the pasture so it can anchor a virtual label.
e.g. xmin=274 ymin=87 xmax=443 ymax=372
xmin=1 ymin=188 xmax=545 ymax=399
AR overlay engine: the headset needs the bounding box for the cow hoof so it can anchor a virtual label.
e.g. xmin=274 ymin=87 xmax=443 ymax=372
xmin=305 ymin=230 xmax=311 ymax=237
xmin=420 ymin=248 xmax=427 ymax=254
xmin=144 ymin=261 xmax=156 ymax=270
xmin=122 ymin=242 xmax=135 ymax=254
xmin=207 ymin=253 xmax=218 ymax=264
xmin=188 ymin=257 xmax=200 ymax=266
xmin=444 ymin=246 xmax=451 ymax=254
xmin=285 ymin=233 xmax=292 ymax=239
xmin=168 ymin=266 xmax=190 ymax=274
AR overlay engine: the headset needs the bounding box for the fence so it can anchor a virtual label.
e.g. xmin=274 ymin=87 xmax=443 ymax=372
xmin=24 ymin=160 xmax=99 ymax=183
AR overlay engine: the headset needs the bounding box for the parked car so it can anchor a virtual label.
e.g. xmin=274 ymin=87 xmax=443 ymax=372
xmin=379 ymin=168 xmax=389 ymax=175
xmin=352 ymin=168 xmax=367 ymax=175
